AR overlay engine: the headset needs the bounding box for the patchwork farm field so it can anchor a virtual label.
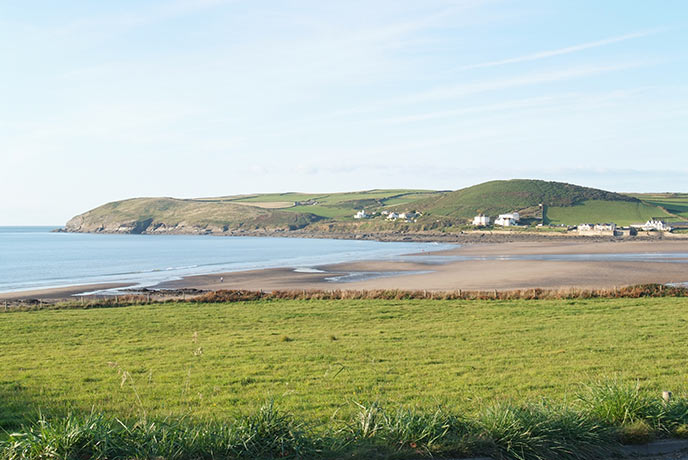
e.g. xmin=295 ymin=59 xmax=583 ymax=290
xmin=631 ymin=193 xmax=688 ymax=219
xmin=545 ymin=200 xmax=672 ymax=226
xmin=3 ymin=297 xmax=688 ymax=431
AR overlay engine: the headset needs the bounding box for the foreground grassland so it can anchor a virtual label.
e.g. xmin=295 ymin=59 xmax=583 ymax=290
xmin=3 ymin=297 xmax=688 ymax=431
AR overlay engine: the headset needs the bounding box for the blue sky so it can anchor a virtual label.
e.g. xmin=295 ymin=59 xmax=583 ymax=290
xmin=1 ymin=1 xmax=687 ymax=224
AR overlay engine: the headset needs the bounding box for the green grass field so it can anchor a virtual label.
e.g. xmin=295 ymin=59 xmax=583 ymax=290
xmin=227 ymin=190 xmax=437 ymax=205
xmin=630 ymin=193 xmax=688 ymax=219
xmin=227 ymin=190 xmax=443 ymax=220
xmin=3 ymin=297 xmax=688 ymax=431
xmin=545 ymin=200 xmax=672 ymax=226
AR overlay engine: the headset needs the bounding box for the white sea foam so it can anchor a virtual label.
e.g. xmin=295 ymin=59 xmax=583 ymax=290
xmin=293 ymin=267 xmax=326 ymax=273
xmin=0 ymin=227 xmax=455 ymax=294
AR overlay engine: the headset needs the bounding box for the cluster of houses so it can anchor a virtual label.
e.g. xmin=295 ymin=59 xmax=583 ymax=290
xmin=472 ymin=212 xmax=521 ymax=227
xmin=383 ymin=211 xmax=421 ymax=221
xmin=577 ymin=219 xmax=673 ymax=236
xmin=471 ymin=211 xmax=675 ymax=236
xmin=577 ymin=223 xmax=622 ymax=236
xmin=353 ymin=210 xmax=421 ymax=222
xmin=634 ymin=219 xmax=673 ymax=232
xmin=355 ymin=206 xmax=678 ymax=235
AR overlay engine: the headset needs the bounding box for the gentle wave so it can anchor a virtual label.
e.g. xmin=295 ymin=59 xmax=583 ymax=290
xmin=0 ymin=227 xmax=455 ymax=293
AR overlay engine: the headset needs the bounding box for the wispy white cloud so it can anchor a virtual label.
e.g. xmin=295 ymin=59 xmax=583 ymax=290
xmin=457 ymin=29 xmax=663 ymax=71
xmin=335 ymin=61 xmax=651 ymax=117
xmin=374 ymin=86 xmax=663 ymax=125
xmin=119 ymin=0 xmax=240 ymax=26
xmin=341 ymin=0 xmax=487 ymax=45
xmin=406 ymin=61 xmax=650 ymax=103
xmin=376 ymin=95 xmax=573 ymax=124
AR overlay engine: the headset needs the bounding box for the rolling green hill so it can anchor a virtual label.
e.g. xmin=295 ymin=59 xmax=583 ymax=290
xmin=545 ymin=200 xmax=672 ymax=226
xmin=64 ymin=181 xmax=678 ymax=235
xmin=414 ymin=179 xmax=638 ymax=220
xmin=64 ymin=190 xmax=441 ymax=234
xmin=226 ymin=190 xmax=444 ymax=219
xmin=65 ymin=198 xmax=322 ymax=234
xmin=629 ymin=193 xmax=688 ymax=219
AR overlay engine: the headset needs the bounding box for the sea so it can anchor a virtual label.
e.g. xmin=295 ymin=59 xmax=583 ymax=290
xmin=3 ymin=227 xmax=688 ymax=294
xmin=0 ymin=226 xmax=453 ymax=294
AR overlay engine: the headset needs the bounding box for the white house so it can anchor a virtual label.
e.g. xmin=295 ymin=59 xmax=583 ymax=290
xmin=578 ymin=223 xmax=617 ymax=236
xmin=494 ymin=212 xmax=520 ymax=227
xmin=386 ymin=212 xmax=399 ymax=220
xmin=639 ymin=219 xmax=672 ymax=232
xmin=353 ymin=210 xmax=370 ymax=219
xmin=472 ymin=215 xmax=491 ymax=226
xmin=594 ymin=223 xmax=617 ymax=233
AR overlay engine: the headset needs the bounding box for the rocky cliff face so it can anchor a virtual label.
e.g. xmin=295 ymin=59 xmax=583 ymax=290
xmin=65 ymin=216 xmax=157 ymax=234
xmin=64 ymin=218 xmax=269 ymax=235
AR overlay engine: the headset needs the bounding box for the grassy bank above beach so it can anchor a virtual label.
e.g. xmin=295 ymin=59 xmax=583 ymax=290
xmin=4 ymin=296 xmax=688 ymax=458
xmin=3 ymin=296 xmax=688 ymax=429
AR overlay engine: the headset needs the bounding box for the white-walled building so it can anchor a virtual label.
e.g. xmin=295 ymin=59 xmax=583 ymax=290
xmin=354 ymin=210 xmax=370 ymax=219
xmin=472 ymin=215 xmax=491 ymax=226
xmin=636 ymin=219 xmax=672 ymax=232
xmin=594 ymin=223 xmax=617 ymax=233
xmin=494 ymin=212 xmax=520 ymax=227
xmin=386 ymin=212 xmax=399 ymax=220
xmin=578 ymin=223 xmax=617 ymax=236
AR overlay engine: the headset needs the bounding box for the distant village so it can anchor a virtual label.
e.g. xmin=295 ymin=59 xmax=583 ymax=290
xmin=351 ymin=207 xmax=678 ymax=236
xmin=470 ymin=212 xmax=676 ymax=236
xmin=354 ymin=209 xmax=421 ymax=222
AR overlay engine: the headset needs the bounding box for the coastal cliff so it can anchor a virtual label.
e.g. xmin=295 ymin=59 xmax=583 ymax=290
xmin=62 ymin=180 xmax=679 ymax=237
xmin=64 ymin=197 xmax=322 ymax=234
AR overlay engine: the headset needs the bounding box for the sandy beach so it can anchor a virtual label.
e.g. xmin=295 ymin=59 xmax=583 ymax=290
xmin=2 ymin=239 xmax=686 ymax=301
xmin=0 ymin=283 xmax=130 ymax=302
xmin=155 ymin=239 xmax=688 ymax=292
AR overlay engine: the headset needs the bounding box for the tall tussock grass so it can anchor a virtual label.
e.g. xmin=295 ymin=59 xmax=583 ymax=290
xmin=5 ymin=381 xmax=688 ymax=460
xmin=1 ymin=403 xmax=314 ymax=460
xmin=191 ymin=284 xmax=688 ymax=303
xmin=477 ymin=402 xmax=615 ymax=460
xmin=342 ymin=403 xmax=485 ymax=458
xmin=5 ymin=283 xmax=686 ymax=312
xmin=577 ymin=379 xmax=688 ymax=442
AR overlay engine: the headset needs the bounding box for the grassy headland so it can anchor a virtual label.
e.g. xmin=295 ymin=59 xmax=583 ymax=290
xmin=62 ymin=180 xmax=682 ymax=236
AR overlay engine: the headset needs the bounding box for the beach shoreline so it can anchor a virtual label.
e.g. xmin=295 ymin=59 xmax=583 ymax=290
xmin=58 ymin=226 xmax=688 ymax=243
xmin=2 ymin=239 xmax=687 ymax=302
xmin=0 ymin=283 xmax=132 ymax=302
xmin=153 ymin=239 xmax=688 ymax=293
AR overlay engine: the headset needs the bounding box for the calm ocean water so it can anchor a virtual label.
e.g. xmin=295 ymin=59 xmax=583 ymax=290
xmin=3 ymin=227 xmax=687 ymax=294
xmin=0 ymin=227 xmax=453 ymax=293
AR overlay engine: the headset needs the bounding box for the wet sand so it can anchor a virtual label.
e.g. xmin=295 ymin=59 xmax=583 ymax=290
xmin=3 ymin=240 xmax=686 ymax=300
xmin=156 ymin=240 xmax=688 ymax=292
xmin=443 ymin=240 xmax=688 ymax=256
xmin=0 ymin=283 xmax=130 ymax=301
